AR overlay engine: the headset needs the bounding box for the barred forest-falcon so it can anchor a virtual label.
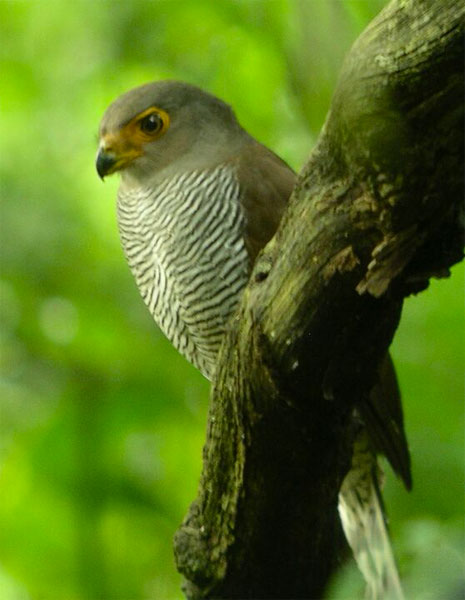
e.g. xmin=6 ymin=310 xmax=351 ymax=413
xmin=96 ymin=80 xmax=411 ymax=599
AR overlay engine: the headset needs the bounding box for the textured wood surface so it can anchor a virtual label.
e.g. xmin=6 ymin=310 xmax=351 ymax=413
xmin=174 ymin=1 xmax=464 ymax=597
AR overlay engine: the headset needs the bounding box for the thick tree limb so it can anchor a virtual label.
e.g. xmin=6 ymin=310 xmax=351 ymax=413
xmin=174 ymin=1 xmax=464 ymax=598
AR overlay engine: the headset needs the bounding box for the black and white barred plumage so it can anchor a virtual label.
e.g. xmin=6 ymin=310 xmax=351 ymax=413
xmin=118 ymin=165 xmax=250 ymax=378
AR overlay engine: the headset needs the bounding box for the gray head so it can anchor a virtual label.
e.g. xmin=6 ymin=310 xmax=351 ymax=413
xmin=96 ymin=80 xmax=248 ymax=182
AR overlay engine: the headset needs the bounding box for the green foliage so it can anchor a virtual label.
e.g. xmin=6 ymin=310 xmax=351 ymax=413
xmin=0 ymin=1 xmax=462 ymax=598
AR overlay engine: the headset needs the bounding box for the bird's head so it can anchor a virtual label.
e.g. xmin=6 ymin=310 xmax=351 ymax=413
xmin=96 ymin=80 xmax=245 ymax=182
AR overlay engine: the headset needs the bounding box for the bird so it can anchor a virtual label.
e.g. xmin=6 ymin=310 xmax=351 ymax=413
xmin=96 ymin=80 xmax=411 ymax=599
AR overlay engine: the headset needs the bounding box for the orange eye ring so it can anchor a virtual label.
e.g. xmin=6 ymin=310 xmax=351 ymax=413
xmin=136 ymin=107 xmax=170 ymax=140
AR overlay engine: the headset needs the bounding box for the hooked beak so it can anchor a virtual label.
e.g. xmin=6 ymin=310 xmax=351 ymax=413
xmin=95 ymin=136 xmax=143 ymax=180
xmin=96 ymin=148 xmax=117 ymax=180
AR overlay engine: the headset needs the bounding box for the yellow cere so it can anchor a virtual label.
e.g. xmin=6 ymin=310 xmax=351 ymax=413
xmin=99 ymin=107 xmax=170 ymax=174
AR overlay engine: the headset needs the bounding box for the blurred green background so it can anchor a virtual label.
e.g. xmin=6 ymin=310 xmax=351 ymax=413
xmin=0 ymin=1 xmax=463 ymax=599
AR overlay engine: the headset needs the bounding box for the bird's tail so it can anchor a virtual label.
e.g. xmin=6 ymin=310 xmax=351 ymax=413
xmin=338 ymin=432 xmax=404 ymax=600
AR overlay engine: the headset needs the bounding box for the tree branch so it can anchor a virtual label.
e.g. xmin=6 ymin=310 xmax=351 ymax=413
xmin=174 ymin=1 xmax=464 ymax=597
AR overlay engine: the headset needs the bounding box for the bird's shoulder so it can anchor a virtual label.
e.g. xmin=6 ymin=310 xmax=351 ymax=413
xmin=226 ymin=141 xmax=296 ymax=265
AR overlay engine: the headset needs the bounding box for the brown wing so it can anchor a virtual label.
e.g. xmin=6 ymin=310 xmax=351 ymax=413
xmin=362 ymin=353 xmax=412 ymax=489
xmin=232 ymin=142 xmax=411 ymax=489
xmin=234 ymin=141 xmax=296 ymax=265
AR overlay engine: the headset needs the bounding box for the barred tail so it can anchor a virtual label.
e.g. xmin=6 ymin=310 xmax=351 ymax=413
xmin=338 ymin=433 xmax=404 ymax=600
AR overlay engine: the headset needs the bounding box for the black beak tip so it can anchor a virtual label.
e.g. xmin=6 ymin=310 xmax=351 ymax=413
xmin=96 ymin=150 xmax=116 ymax=180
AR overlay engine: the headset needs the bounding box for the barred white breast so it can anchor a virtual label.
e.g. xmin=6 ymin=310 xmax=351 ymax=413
xmin=117 ymin=165 xmax=250 ymax=379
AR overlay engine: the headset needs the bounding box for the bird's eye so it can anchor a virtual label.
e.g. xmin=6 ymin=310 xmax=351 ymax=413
xmin=140 ymin=113 xmax=163 ymax=134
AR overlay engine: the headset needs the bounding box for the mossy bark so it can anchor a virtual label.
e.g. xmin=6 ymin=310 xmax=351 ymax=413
xmin=174 ymin=1 xmax=464 ymax=597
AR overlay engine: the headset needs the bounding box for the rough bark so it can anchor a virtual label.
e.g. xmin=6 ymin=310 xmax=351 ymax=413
xmin=174 ymin=1 xmax=464 ymax=598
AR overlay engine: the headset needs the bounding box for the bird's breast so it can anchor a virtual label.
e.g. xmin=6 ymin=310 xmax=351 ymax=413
xmin=117 ymin=166 xmax=250 ymax=378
